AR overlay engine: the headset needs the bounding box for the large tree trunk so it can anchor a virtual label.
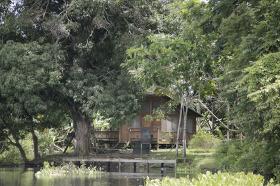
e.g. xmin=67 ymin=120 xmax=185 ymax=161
xmin=15 ymin=141 xmax=28 ymax=163
xmin=14 ymin=142 xmax=28 ymax=163
xmin=10 ymin=134 xmax=28 ymax=163
xmin=75 ymin=114 xmax=91 ymax=156
xmin=30 ymin=129 xmax=40 ymax=160
xmin=70 ymin=105 xmax=91 ymax=156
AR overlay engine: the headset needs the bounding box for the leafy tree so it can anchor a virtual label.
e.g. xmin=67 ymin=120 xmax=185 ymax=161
xmin=241 ymin=52 xmax=280 ymax=139
xmin=206 ymin=0 xmax=280 ymax=133
xmin=207 ymin=0 xmax=280 ymax=180
xmin=125 ymin=0 xmax=214 ymax=99
xmin=0 ymin=41 xmax=66 ymax=161
xmin=49 ymin=0 xmax=159 ymax=155
xmin=0 ymin=0 xmax=160 ymax=156
xmin=95 ymin=73 xmax=144 ymax=129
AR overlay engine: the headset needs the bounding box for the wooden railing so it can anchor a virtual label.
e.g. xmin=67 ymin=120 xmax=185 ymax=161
xmin=95 ymin=129 xmax=193 ymax=144
xmin=128 ymin=128 xmax=161 ymax=142
xmin=95 ymin=131 xmax=119 ymax=141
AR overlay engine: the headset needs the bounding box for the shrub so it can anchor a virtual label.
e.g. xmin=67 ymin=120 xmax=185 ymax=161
xmin=196 ymin=157 xmax=217 ymax=171
xmin=273 ymin=166 xmax=280 ymax=184
xmin=0 ymin=145 xmax=22 ymax=163
xmin=189 ymin=130 xmax=221 ymax=149
xmin=215 ymin=140 xmax=280 ymax=183
xmin=145 ymin=171 xmax=276 ymax=186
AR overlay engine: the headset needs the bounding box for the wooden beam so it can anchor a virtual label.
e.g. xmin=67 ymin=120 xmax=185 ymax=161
xmin=62 ymin=157 xmax=176 ymax=164
xmin=196 ymin=99 xmax=239 ymax=132
xmin=176 ymin=96 xmax=183 ymax=160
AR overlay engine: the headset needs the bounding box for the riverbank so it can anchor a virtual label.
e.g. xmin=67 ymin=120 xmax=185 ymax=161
xmin=145 ymin=148 xmax=217 ymax=176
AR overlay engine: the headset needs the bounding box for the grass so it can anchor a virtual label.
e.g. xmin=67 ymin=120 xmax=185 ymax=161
xmin=144 ymin=148 xmax=217 ymax=176
xmin=145 ymin=147 xmax=279 ymax=185
xmin=35 ymin=162 xmax=103 ymax=178
xmin=147 ymin=148 xmax=215 ymax=159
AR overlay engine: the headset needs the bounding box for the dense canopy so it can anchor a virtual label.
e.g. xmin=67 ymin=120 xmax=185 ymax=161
xmin=0 ymin=0 xmax=279 ymax=182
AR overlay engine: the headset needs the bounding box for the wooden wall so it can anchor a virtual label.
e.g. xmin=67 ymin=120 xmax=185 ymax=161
xmin=117 ymin=95 xmax=199 ymax=144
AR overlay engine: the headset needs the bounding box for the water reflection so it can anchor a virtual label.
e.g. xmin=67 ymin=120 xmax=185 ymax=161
xmin=0 ymin=168 xmax=151 ymax=186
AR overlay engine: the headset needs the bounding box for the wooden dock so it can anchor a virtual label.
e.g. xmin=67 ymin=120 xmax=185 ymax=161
xmin=62 ymin=157 xmax=176 ymax=175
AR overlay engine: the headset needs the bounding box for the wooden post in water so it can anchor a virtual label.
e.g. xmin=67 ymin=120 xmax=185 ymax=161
xmin=160 ymin=163 xmax=164 ymax=175
xmin=140 ymin=143 xmax=142 ymax=157
xmin=118 ymin=161 xmax=121 ymax=172
xmin=107 ymin=162 xmax=110 ymax=172
xmin=133 ymin=162 xmax=136 ymax=173
xmin=157 ymin=128 xmax=160 ymax=150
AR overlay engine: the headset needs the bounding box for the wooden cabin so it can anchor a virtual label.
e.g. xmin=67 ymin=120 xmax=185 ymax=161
xmin=95 ymin=94 xmax=202 ymax=147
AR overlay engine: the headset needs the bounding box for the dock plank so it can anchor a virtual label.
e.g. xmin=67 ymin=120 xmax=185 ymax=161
xmin=62 ymin=157 xmax=176 ymax=164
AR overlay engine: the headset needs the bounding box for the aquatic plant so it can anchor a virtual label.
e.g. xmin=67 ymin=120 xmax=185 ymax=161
xmin=35 ymin=162 xmax=103 ymax=178
xmin=146 ymin=171 xmax=278 ymax=186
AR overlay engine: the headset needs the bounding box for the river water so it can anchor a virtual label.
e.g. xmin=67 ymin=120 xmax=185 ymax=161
xmin=0 ymin=167 xmax=174 ymax=186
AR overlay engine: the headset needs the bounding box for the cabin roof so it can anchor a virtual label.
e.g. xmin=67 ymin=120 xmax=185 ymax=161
xmin=144 ymin=93 xmax=202 ymax=118
xmin=187 ymin=108 xmax=202 ymax=117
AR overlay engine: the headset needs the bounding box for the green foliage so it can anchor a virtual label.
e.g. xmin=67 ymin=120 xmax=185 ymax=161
xmin=241 ymin=52 xmax=280 ymax=136
xmin=189 ymin=130 xmax=221 ymax=149
xmin=92 ymin=112 xmax=111 ymax=131
xmin=38 ymin=129 xmax=57 ymax=156
xmin=146 ymin=171 xmax=274 ymax=186
xmin=0 ymin=129 xmax=69 ymax=163
xmin=35 ymin=162 xmax=102 ymax=178
xmin=204 ymin=1 xmax=280 ymax=181
xmin=207 ymin=0 xmax=280 ymax=138
xmin=0 ymin=0 xmax=161 ymax=155
xmin=94 ymin=73 xmax=144 ymax=127
xmin=0 ymin=0 xmax=279 ymax=175
xmin=196 ymin=157 xmax=217 ymax=171
xmin=0 ymin=145 xmax=24 ymax=164
xmin=0 ymin=136 xmax=34 ymax=163
xmin=124 ymin=0 xmax=215 ymax=100
xmin=273 ymin=166 xmax=280 ymax=184
xmin=148 ymin=148 xmax=216 ymax=176
xmin=0 ymin=41 xmax=66 ymax=159
xmin=215 ymin=140 xmax=280 ymax=181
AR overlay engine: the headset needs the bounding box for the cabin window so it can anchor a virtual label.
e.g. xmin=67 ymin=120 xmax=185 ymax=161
xmin=142 ymin=100 xmax=151 ymax=113
xmin=186 ymin=117 xmax=194 ymax=133
xmin=161 ymin=116 xmax=176 ymax=132
xmin=170 ymin=116 xmax=178 ymax=132
xmin=131 ymin=116 xmax=141 ymax=128
xmin=152 ymin=99 xmax=161 ymax=110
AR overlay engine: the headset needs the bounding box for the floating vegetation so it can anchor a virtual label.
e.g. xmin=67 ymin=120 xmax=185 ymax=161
xmin=35 ymin=162 xmax=103 ymax=178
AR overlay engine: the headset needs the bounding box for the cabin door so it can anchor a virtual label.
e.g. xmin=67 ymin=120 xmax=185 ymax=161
xmin=141 ymin=116 xmax=161 ymax=141
xmin=140 ymin=116 xmax=152 ymax=139
xmin=141 ymin=116 xmax=151 ymax=128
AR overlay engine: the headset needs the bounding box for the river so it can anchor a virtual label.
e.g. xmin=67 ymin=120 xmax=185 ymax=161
xmin=0 ymin=167 xmax=174 ymax=186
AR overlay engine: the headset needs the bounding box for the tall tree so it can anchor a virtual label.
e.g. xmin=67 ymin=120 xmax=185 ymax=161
xmin=205 ymin=0 xmax=280 ymax=179
xmin=125 ymin=0 xmax=213 ymax=98
xmin=0 ymin=41 xmax=65 ymax=161
xmin=206 ymin=0 xmax=280 ymax=134
xmin=0 ymin=0 xmax=160 ymax=155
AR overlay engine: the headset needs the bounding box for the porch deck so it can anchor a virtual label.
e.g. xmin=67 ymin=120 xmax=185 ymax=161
xmin=95 ymin=129 xmax=193 ymax=145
